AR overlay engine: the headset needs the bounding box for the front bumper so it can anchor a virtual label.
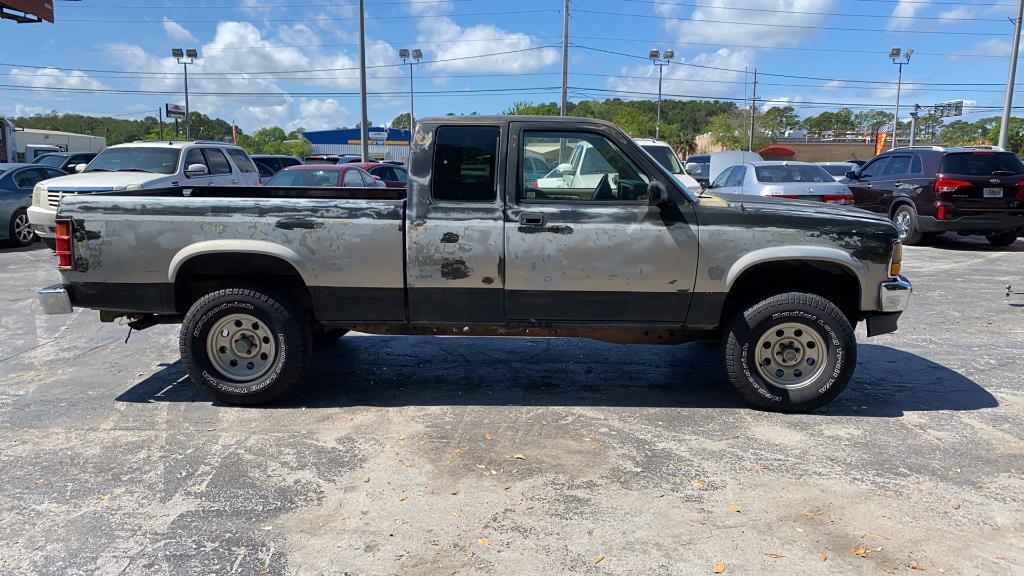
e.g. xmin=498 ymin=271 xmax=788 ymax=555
xmin=38 ymin=284 xmax=73 ymax=315
xmin=865 ymin=275 xmax=912 ymax=337
xmin=26 ymin=205 xmax=56 ymax=239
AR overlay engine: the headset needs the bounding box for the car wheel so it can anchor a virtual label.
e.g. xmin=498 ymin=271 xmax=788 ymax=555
xmin=891 ymin=204 xmax=922 ymax=245
xmin=180 ymin=287 xmax=309 ymax=405
xmin=8 ymin=209 xmax=35 ymax=247
xmin=723 ymin=292 xmax=857 ymax=412
xmin=985 ymin=230 xmax=1019 ymax=247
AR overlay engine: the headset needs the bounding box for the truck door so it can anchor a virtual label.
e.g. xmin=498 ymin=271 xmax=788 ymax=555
xmin=504 ymin=122 xmax=698 ymax=323
xmin=405 ymin=124 xmax=505 ymax=323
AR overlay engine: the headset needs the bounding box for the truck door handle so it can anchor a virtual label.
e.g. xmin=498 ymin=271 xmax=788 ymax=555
xmin=231 ymin=179 xmax=240 ymax=184
xmin=519 ymin=213 xmax=545 ymax=226
xmin=893 ymin=181 xmax=902 ymax=187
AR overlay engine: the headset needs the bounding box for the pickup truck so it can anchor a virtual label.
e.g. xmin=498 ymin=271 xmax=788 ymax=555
xmin=37 ymin=116 xmax=911 ymax=412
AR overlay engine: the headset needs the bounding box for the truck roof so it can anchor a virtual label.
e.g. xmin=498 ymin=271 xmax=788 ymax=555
xmin=417 ymin=115 xmax=619 ymax=129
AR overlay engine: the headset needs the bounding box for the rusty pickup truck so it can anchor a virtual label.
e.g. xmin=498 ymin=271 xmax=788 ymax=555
xmin=37 ymin=116 xmax=911 ymax=412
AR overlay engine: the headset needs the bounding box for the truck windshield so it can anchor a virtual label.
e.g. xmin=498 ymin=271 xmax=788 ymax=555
xmin=641 ymin=145 xmax=682 ymax=173
xmin=32 ymin=155 xmax=66 ymax=168
xmin=754 ymin=164 xmax=833 ymax=183
xmin=86 ymin=148 xmax=180 ymax=174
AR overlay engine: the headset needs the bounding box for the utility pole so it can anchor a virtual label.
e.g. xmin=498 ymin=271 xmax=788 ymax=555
xmin=358 ymin=0 xmax=370 ymax=162
xmin=561 ymin=0 xmax=569 ymax=116
xmin=889 ymin=48 xmax=912 ymax=150
xmin=748 ymin=69 xmax=758 ymax=152
xmin=909 ymin=104 xmax=920 ymax=147
xmin=399 ymin=49 xmax=422 ymax=136
xmin=171 ymin=48 xmax=198 ymax=140
xmin=649 ymin=48 xmax=673 ymax=139
xmin=158 ymin=107 xmax=164 ymax=141
xmin=999 ymin=0 xmax=1024 ymax=149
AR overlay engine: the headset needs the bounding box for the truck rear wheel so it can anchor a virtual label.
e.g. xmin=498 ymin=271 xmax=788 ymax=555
xmin=723 ymin=292 xmax=857 ymax=412
xmin=180 ymin=287 xmax=309 ymax=405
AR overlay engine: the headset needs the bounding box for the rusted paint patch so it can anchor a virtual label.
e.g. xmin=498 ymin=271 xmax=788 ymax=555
xmin=440 ymin=232 xmax=460 ymax=243
xmin=516 ymin=225 xmax=574 ymax=235
xmin=481 ymin=276 xmax=495 ymax=285
xmin=440 ymin=258 xmax=472 ymax=280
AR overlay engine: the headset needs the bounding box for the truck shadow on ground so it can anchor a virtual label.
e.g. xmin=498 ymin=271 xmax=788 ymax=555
xmin=116 ymin=338 xmax=997 ymax=418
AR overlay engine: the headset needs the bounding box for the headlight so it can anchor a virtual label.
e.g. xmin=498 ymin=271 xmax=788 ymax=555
xmin=32 ymin=183 xmax=45 ymax=206
xmin=889 ymin=241 xmax=903 ymax=277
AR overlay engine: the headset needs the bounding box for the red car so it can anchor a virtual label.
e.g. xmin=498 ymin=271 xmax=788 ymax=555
xmin=263 ymin=164 xmax=386 ymax=188
xmin=348 ymin=162 xmax=408 ymax=189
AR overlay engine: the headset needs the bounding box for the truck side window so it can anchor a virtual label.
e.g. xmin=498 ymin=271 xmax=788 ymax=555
xmin=225 ymin=149 xmax=257 ymax=173
xmin=432 ymin=126 xmax=498 ymax=202
xmin=521 ymin=131 xmax=649 ymax=202
xmin=184 ymin=149 xmax=207 ymax=172
xmin=203 ymin=148 xmax=233 ymax=175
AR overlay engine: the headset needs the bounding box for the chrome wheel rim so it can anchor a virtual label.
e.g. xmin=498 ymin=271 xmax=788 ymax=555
xmin=754 ymin=322 xmax=829 ymax=389
xmin=206 ymin=313 xmax=277 ymax=382
xmin=13 ymin=213 xmax=33 ymax=243
xmin=893 ymin=210 xmax=911 ymax=240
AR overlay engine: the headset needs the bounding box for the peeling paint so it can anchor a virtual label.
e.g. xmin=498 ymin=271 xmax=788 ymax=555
xmin=440 ymin=258 xmax=472 ymax=280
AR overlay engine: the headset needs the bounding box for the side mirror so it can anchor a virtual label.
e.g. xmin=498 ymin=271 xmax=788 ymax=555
xmin=684 ymin=162 xmax=702 ymax=176
xmin=845 ymin=170 xmax=858 ymax=180
xmin=648 ymin=181 xmax=672 ymax=207
xmin=74 ymin=163 xmax=86 ymax=173
xmin=185 ymin=163 xmax=209 ymax=177
xmin=555 ymin=163 xmax=574 ymax=174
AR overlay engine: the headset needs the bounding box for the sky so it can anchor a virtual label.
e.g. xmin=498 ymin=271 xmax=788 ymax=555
xmin=0 ymin=0 xmax=1021 ymax=133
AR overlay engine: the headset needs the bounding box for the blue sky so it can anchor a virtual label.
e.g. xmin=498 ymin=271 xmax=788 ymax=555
xmin=0 ymin=0 xmax=1019 ymax=132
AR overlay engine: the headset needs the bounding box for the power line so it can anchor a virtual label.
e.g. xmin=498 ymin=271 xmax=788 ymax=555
xmin=58 ymin=8 xmax=559 ymax=23
xmin=573 ymin=8 xmax=1011 ymax=36
xmin=616 ymin=0 xmax=1010 ymax=22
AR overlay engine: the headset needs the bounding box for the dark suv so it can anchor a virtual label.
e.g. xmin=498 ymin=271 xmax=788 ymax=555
xmin=846 ymin=146 xmax=1024 ymax=246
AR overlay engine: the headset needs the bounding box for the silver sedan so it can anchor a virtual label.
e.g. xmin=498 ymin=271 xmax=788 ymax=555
xmin=706 ymin=161 xmax=855 ymax=204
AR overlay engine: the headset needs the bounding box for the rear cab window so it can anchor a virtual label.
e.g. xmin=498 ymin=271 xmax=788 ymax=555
xmin=225 ymin=148 xmax=257 ymax=173
xmin=939 ymin=152 xmax=1024 ymax=176
xmin=432 ymin=126 xmax=499 ymax=202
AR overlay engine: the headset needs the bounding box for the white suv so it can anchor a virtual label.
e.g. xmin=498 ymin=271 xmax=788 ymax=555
xmin=28 ymin=140 xmax=260 ymax=247
xmin=633 ymin=138 xmax=701 ymax=194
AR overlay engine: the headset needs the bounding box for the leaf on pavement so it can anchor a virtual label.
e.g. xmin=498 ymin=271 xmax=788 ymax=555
xmin=910 ymin=561 xmax=924 ymax=571
xmin=691 ymin=479 xmax=705 ymax=489
xmin=853 ymin=546 xmax=870 ymax=558
xmin=729 ymin=503 xmax=741 ymax=513
xmin=512 ymin=454 xmax=526 ymax=460
xmin=713 ymin=563 xmax=726 ymax=573
xmin=483 ymin=433 xmax=493 ymax=441
xmin=478 ymin=538 xmax=491 ymax=546
xmin=820 ymin=553 xmax=828 ymax=562
xmin=593 ymin=555 xmax=605 ymax=565
xmin=766 ymin=553 xmax=784 ymax=559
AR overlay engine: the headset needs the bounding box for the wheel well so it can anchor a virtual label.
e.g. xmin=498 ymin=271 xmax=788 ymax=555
xmin=889 ymin=199 xmax=914 ymax=218
xmin=173 ymin=253 xmax=313 ymax=316
xmin=720 ymin=260 xmax=861 ymax=329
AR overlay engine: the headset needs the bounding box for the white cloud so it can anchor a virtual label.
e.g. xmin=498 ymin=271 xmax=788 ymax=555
xmin=14 ymin=104 xmax=46 ymax=117
xmin=955 ymin=38 xmax=1012 ymax=59
xmin=822 ymin=80 xmax=845 ymax=92
xmin=888 ymin=1 xmax=931 ymax=31
xmin=162 ymin=18 xmax=197 ymax=43
xmin=661 ymin=0 xmax=840 ymax=49
xmin=7 ymin=68 xmax=108 ymax=91
xmin=606 ymin=48 xmax=754 ymax=101
xmin=417 ymin=16 xmax=560 ymax=74
xmin=294 ymin=98 xmax=350 ymax=130
xmin=762 ymin=96 xmax=804 ymax=111
xmin=409 ymin=0 xmax=454 ymax=16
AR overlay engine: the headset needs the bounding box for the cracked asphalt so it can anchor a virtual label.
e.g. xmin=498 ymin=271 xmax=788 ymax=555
xmin=0 ymin=234 xmax=1022 ymax=576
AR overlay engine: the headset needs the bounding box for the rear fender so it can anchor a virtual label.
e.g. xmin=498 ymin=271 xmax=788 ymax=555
xmin=168 ymin=240 xmax=317 ymax=285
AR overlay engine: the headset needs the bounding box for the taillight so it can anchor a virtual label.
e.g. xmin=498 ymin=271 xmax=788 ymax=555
xmin=1016 ymin=181 xmax=1024 ymax=201
xmin=935 ymin=177 xmax=971 ymax=193
xmin=774 ymin=194 xmax=800 ymax=199
xmin=937 ymin=205 xmax=947 ymax=220
xmin=823 ymin=194 xmax=855 ymax=205
xmin=55 ymin=220 xmax=73 ymax=269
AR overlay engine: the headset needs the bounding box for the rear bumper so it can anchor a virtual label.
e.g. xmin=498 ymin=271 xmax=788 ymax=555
xmin=918 ymin=212 xmax=1024 ymax=234
xmin=26 ymin=205 xmax=56 ymax=239
xmin=38 ymin=284 xmax=73 ymax=315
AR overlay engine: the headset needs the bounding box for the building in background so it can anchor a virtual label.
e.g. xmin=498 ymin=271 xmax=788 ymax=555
xmin=1 ymin=0 xmax=55 ymax=23
xmin=302 ymin=127 xmax=412 ymax=163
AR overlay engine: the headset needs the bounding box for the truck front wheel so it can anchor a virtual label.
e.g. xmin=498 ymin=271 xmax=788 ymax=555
xmin=180 ymin=287 xmax=309 ymax=405
xmin=723 ymin=292 xmax=857 ymax=412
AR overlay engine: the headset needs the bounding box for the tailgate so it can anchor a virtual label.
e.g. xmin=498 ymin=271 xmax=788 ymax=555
xmin=937 ymin=152 xmax=1024 ymax=210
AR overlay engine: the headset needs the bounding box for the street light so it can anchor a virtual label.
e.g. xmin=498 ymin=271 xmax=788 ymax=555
xmin=172 ymin=48 xmax=198 ymax=140
xmin=649 ymin=48 xmax=674 ymax=139
xmin=889 ymin=47 xmax=912 ymax=149
xmin=399 ymin=48 xmax=422 ymax=137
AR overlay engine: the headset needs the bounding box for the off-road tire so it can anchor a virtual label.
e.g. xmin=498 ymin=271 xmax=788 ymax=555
xmin=891 ymin=204 xmax=923 ymax=245
xmin=985 ymin=230 xmax=1019 ymax=247
xmin=180 ymin=287 xmax=309 ymax=405
xmin=724 ymin=292 xmax=857 ymax=412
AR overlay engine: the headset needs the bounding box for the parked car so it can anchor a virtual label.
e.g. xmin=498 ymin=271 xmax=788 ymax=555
xmin=816 ymin=161 xmax=859 ymax=183
xmin=634 ymin=138 xmax=701 ymax=194
xmin=708 ymin=161 xmax=855 ymax=204
xmin=845 ymin=146 xmax=1024 ymax=245
xmin=846 ymin=159 xmax=867 ymax=168
xmin=28 ymin=140 xmax=260 ymax=248
xmin=683 ymin=154 xmax=711 ymax=188
xmin=251 ymin=154 xmax=303 ymax=183
xmin=31 ymin=152 xmax=98 ymax=173
xmin=263 ymin=164 xmax=386 ymax=188
xmin=37 ymin=115 xmax=910 ymax=413
xmin=303 ymin=154 xmax=364 ymax=165
xmin=522 ymin=154 xmax=553 ymax=187
xmin=347 ymin=162 xmax=408 ymax=188
xmin=1 ymin=163 xmax=66 ymax=247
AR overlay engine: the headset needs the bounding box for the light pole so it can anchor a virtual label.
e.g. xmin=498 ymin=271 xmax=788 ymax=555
xmin=399 ymin=48 xmax=422 ymax=137
xmin=649 ymin=48 xmax=673 ymax=140
xmin=172 ymin=48 xmax=198 ymax=140
xmin=889 ymin=47 xmax=912 ymax=150
xmin=999 ymin=0 xmax=1024 ymax=149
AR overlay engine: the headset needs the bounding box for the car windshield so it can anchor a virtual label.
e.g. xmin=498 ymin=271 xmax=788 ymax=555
xmin=33 ymin=155 xmax=66 ymax=168
xmin=819 ymin=164 xmax=851 ymax=176
xmin=940 ymin=152 xmax=1024 ymax=176
xmin=265 ymin=169 xmax=340 ymax=187
xmin=754 ymin=164 xmax=834 ymax=183
xmin=641 ymin=145 xmax=682 ymax=173
xmin=86 ymin=147 xmax=180 ymax=174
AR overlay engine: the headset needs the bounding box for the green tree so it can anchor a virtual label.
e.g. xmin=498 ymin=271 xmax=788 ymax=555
xmin=938 ymin=120 xmax=989 ymax=146
xmin=853 ymin=110 xmax=893 ymax=133
xmin=986 ymin=117 xmax=1024 ymax=154
xmin=390 ymin=112 xmax=411 ymax=130
xmin=708 ymin=112 xmax=744 ymax=150
xmin=761 ymin=106 xmax=799 ymax=136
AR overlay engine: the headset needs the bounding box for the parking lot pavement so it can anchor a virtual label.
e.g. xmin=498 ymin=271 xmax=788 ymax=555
xmin=0 ymin=236 xmax=1021 ymax=576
